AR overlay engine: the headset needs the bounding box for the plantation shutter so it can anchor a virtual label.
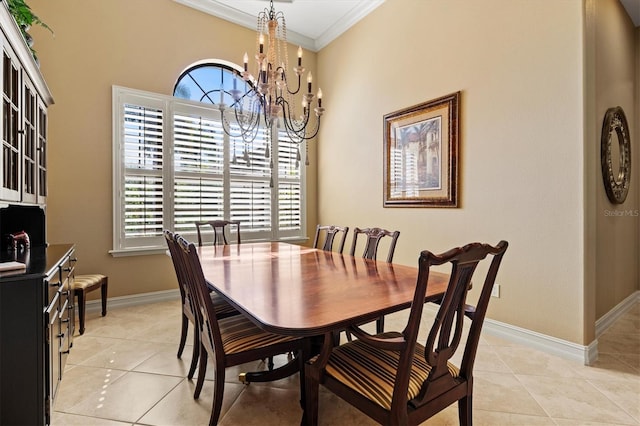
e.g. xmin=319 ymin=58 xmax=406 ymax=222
xmin=173 ymin=106 xmax=225 ymax=233
xmin=121 ymin=102 xmax=164 ymax=247
xmin=277 ymin=130 xmax=302 ymax=233
xmin=228 ymin=128 xmax=271 ymax=232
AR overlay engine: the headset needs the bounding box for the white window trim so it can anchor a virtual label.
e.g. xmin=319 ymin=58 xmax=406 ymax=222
xmin=110 ymin=85 xmax=306 ymax=256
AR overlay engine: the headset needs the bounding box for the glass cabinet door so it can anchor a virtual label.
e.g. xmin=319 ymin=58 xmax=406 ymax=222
xmin=1 ymin=47 xmax=21 ymax=201
xmin=22 ymin=77 xmax=37 ymax=203
xmin=37 ymin=97 xmax=47 ymax=204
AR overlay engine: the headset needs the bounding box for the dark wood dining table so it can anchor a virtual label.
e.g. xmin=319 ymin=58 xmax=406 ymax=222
xmin=197 ymin=241 xmax=449 ymax=337
xmin=197 ymin=241 xmax=450 ymax=423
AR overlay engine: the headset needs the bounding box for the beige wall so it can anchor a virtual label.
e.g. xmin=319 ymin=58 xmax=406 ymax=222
xmin=28 ymin=0 xmax=318 ymax=297
xmin=591 ymin=0 xmax=639 ymax=319
xmin=317 ymin=0 xmax=588 ymax=343
xmin=26 ymin=0 xmax=639 ymax=345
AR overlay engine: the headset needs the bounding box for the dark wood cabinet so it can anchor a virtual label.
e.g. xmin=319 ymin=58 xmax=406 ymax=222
xmin=0 ymin=244 xmax=76 ymax=425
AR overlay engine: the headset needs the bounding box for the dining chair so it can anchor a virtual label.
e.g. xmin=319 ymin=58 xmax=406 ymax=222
xmin=348 ymin=227 xmax=400 ymax=335
xmin=164 ymin=230 xmax=238 ymax=381
xmin=349 ymin=227 xmax=400 ymax=264
xmin=173 ymin=233 xmax=310 ymax=426
xmin=312 ymin=224 xmax=349 ymax=253
xmin=195 ymin=220 xmax=241 ymax=246
xmin=304 ymin=240 xmax=508 ymax=426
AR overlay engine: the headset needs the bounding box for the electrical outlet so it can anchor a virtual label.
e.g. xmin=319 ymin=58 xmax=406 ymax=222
xmin=491 ymin=284 xmax=500 ymax=298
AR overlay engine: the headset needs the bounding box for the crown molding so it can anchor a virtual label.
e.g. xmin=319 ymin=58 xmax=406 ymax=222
xmin=314 ymin=0 xmax=384 ymax=50
xmin=174 ymin=0 xmax=315 ymax=51
xmin=174 ymin=0 xmax=385 ymax=52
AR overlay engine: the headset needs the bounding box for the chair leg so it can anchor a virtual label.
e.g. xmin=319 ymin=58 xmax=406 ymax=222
xmin=194 ymin=344 xmax=207 ymax=399
xmin=177 ymin=313 xmax=188 ymax=358
xmin=303 ymin=362 xmax=319 ymax=426
xmin=187 ymin=326 xmax=200 ymax=380
xmin=268 ymin=356 xmax=274 ymax=371
xmin=100 ymin=279 xmax=108 ymax=316
xmin=376 ymin=315 xmax=385 ymax=334
xmin=209 ymin=363 xmax=226 ymax=426
xmin=459 ymin=395 xmax=472 ymax=426
xmin=298 ymin=338 xmax=311 ymax=409
xmin=76 ymin=290 xmax=86 ymax=335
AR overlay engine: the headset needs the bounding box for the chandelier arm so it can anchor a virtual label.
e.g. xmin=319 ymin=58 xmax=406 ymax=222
xmin=279 ymin=99 xmax=320 ymax=142
xmin=278 ymin=97 xmax=309 ymax=131
xmin=275 ymin=64 xmax=302 ymax=96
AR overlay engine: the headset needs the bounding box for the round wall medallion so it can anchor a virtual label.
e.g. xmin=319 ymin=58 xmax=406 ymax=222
xmin=600 ymin=106 xmax=631 ymax=204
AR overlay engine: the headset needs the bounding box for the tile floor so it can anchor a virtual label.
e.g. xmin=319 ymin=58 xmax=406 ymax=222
xmin=52 ymin=299 xmax=640 ymax=426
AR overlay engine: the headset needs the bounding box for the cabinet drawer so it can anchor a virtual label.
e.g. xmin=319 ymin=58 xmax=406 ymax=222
xmin=61 ymin=252 xmax=76 ymax=281
xmin=45 ymin=268 xmax=62 ymax=304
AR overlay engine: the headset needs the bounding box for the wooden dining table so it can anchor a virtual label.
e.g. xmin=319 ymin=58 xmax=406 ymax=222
xmin=197 ymin=241 xmax=449 ymax=423
xmin=197 ymin=241 xmax=449 ymax=337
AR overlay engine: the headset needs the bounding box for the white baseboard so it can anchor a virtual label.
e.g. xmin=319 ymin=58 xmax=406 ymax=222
xmin=595 ymin=290 xmax=640 ymax=337
xmin=482 ymin=317 xmax=598 ymax=365
xmin=83 ymin=289 xmax=180 ymax=313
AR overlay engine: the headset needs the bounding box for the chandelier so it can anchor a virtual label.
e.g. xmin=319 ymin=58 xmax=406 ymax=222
xmin=220 ymin=0 xmax=324 ymax=167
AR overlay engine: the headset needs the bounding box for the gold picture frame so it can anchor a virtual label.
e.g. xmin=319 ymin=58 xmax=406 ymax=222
xmin=383 ymin=92 xmax=459 ymax=207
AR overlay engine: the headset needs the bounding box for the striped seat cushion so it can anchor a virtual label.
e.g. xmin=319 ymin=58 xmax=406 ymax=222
xmin=73 ymin=274 xmax=107 ymax=290
xmin=210 ymin=291 xmax=238 ymax=317
xmin=324 ymin=332 xmax=460 ymax=410
xmin=217 ymin=314 xmax=299 ymax=354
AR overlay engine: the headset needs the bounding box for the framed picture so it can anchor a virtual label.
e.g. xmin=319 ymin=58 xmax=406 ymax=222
xmin=383 ymin=92 xmax=459 ymax=207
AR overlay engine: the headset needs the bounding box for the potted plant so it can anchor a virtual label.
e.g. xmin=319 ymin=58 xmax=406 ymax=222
xmin=4 ymin=0 xmax=52 ymax=59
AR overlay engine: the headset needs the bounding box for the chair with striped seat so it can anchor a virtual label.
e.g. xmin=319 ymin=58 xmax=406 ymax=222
xmin=72 ymin=274 xmax=108 ymax=335
xmin=304 ymin=240 xmax=508 ymax=426
xmin=164 ymin=231 xmax=238 ymax=381
xmin=172 ymin=233 xmax=310 ymax=426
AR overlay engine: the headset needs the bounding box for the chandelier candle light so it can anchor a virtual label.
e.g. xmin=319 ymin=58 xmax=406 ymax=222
xmin=221 ymin=0 xmax=324 ymax=172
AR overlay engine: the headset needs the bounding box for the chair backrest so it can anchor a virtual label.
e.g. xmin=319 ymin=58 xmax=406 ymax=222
xmin=173 ymin=233 xmax=225 ymax=359
xmin=164 ymin=230 xmax=197 ymax=316
xmin=402 ymin=240 xmax=507 ymax=413
xmin=195 ymin=220 xmax=241 ymax=246
xmin=349 ymin=227 xmax=400 ymax=263
xmin=312 ymin=224 xmax=349 ymax=253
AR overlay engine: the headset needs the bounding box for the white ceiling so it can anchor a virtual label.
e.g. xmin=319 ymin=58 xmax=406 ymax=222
xmin=175 ymin=0 xmax=640 ymax=52
xmin=174 ymin=0 xmax=385 ymax=51
xmin=620 ymin=0 xmax=640 ymax=26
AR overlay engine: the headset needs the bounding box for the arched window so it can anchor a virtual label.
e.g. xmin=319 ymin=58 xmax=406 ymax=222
xmin=173 ymin=60 xmax=249 ymax=106
xmin=111 ymin=60 xmax=305 ymax=254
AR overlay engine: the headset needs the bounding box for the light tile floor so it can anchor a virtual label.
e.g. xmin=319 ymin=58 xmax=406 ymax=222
xmin=52 ymin=299 xmax=640 ymax=426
